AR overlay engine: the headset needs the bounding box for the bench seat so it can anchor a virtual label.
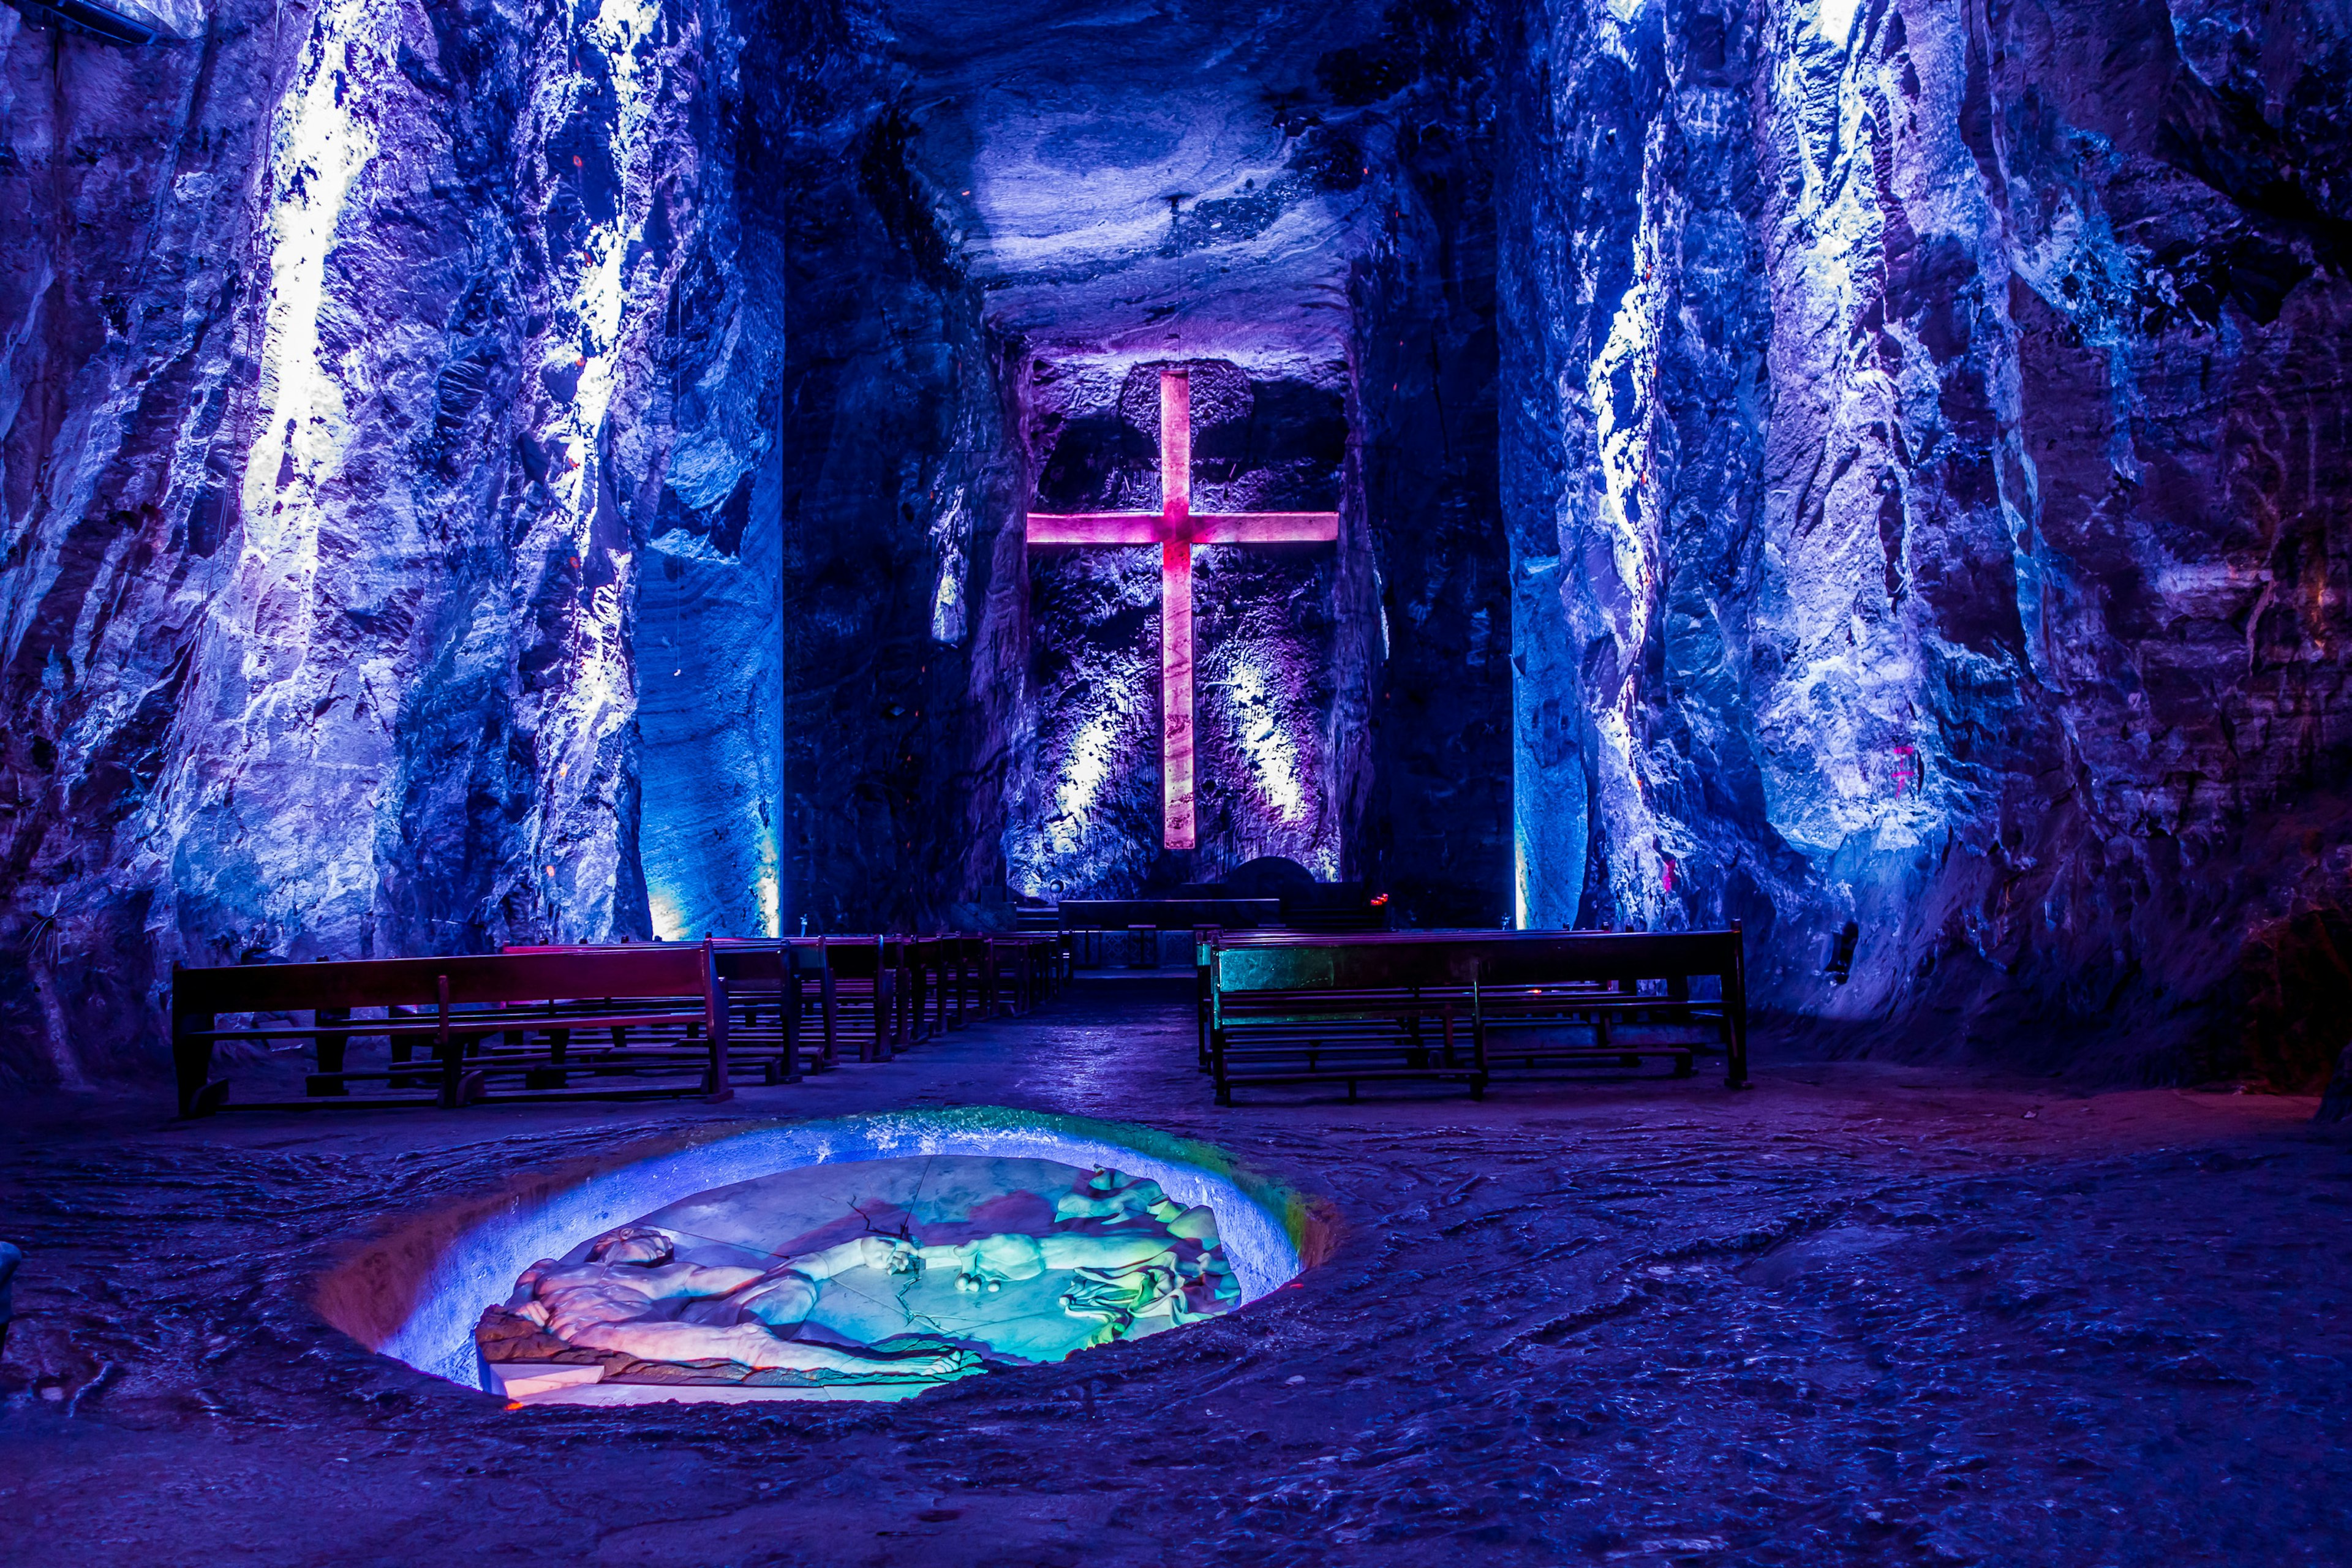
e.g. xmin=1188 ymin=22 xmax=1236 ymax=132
xmin=1202 ymin=926 xmax=1747 ymax=1104
xmin=172 ymin=943 xmax=738 ymax=1115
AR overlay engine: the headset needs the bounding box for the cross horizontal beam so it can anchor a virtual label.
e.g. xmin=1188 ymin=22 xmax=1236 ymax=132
xmin=1026 ymin=512 xmax=1340 ymax=546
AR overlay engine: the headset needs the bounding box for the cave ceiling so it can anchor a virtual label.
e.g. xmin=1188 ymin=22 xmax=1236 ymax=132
xmin=875 ymin=0 xmax=1395 ymax=357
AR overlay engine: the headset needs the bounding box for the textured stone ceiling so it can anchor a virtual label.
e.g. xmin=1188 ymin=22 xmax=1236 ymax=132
xmin=880 ymin=0 xmax=1393 ymax=355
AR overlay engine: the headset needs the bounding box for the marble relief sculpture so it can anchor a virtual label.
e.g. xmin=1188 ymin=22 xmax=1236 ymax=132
xmin=478 ymin=1159 xmax=1242 ymax=1399
xmin=509 ymin=1228 xmax=978 ymax=1379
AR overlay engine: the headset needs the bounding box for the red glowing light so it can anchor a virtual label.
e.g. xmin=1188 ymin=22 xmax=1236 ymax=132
xmin=1890 ymin=744 xmax=1921 ymax=797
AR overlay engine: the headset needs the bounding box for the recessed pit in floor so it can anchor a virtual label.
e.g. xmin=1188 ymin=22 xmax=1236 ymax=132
xmin=319 ymin=1109 xmax=1314 ymax=1407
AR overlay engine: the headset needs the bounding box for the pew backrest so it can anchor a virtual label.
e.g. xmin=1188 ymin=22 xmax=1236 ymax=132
xmin=171 ymin=942 xmax=729 ymax=1114
xmin=1205 ymin=925 xmax=1748 ymax=1088
xmin=176 ymin=946 xmax=718 ymax=1015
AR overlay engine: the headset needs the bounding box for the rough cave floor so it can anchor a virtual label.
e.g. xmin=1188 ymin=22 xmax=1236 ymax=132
xmin=1 ymin=981 xmax=2347 ymax=1567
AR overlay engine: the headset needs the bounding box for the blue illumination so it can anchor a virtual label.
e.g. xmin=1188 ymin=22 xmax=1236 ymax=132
xmin=333 ymin=1109 xmax=1312 ymax=1393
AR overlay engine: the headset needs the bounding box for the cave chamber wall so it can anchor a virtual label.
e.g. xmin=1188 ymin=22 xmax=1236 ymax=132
xmin=770 ymin=83 xmax=1031 ymax=934
xmin=1498 ymin=0 xmax=2352 ymax=1084
xmin=0 ymin=0 xmax=788 ymax=1086
xmin=1341 ymin=0 xmax=1517 ymax=927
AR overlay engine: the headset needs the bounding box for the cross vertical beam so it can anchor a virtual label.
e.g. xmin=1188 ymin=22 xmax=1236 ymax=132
xmin=1159 ymin=370 xmax=1196 ymax=850
xmin=1162 ymin=538 xmax=1196 ymax=850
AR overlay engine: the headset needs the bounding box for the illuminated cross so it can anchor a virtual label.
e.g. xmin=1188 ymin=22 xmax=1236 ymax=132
xmin=1027 ymin=368 xmax=1339 ymax=851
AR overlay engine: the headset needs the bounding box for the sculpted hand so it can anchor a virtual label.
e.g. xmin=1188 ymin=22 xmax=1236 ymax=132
xmin=858 ymin=1236 xmax=922 ymax=1274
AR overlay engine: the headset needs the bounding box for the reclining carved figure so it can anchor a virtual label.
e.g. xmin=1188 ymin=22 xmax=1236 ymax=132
xmin=511 ymin=1226 xmax=972 ymax=1379
xmin=507 ymin=1167 xmax=1240 ymax=1378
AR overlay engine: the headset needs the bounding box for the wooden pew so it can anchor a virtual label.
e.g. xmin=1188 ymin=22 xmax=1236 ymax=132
xmin=1201 ymin=926 xmax=1747 ymax=1104
xmin=981 ymin=936 xmax=1028 ymax=1018
xmin=1040 ymin=930 xmax=1074 ymax=991
xmin=1060 ymin=899 xmax=1277 ymax=967
xmin=503 ymin=930 xmax=1041 ymax=1074
xmin=899 ymin=935 xmax=945 ymax=1047
xmin=504 ymin=940 xmax=823 ymax=1083
xmin=1206 ymin=936 xmax=1485 ymax=1104
xmin=979 ymin=933 xmax=1066 ymax=1017
xmin=817 ymin=935 xmax=899 ymax=1061
xmin=171 ymin=943 xmax=734 ymax=1116
xmin=911 ymin=935 xmax=974 ymax=1036
xmin=778 ymin=937 xmax=842 ymax=1065
xmin=933 ymin=935 xmax=977 ymax=1031
xmin=708 ymin=944 xmax=821 ymax=1082
xmin=1461 ymin=929 xmax=1746 ymax=1084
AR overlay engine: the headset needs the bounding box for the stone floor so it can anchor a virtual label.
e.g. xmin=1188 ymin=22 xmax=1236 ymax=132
xmin=2 ymin=974 xmax=2347 ymax=1567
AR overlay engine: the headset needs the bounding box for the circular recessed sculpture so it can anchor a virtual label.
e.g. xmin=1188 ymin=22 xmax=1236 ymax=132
xmin=475 ymin=1156 xmax=1240 ymax=1403
xmin=311 ymin=1110 xmax=1311 ymax=1408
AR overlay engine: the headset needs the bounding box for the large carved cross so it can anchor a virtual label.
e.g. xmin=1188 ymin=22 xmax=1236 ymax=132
xmin=1027 ymin=368 xmax=1339 ymax=851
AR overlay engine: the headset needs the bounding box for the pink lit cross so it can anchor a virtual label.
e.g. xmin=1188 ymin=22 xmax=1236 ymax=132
xmin=1027 ymin=368 xmax=1338 ymax=851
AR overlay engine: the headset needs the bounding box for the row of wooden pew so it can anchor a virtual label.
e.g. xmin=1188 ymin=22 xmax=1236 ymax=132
xmin=168 ymin=933 xmax=1070 ymax=1117
xmin=167 ymin=922 xmax=1744 ymax=1113
xmin=1194 ymin=925 xmax=1749 ymax=1104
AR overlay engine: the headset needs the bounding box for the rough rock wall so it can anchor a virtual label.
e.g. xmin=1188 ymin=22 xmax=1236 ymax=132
xmin=0 ymin=0 xmax=776 ymax=1087
xmin=1503 ymin=0 xmax=2352 ymax=1084
xmin=772 ymin=87 xmax=1030 ymax=934
xmin=1339 ymin=0 xmax=1517 ymax=927
xmin=1500 ymin=0 xmax=1777 ymax=936
xmin=630 ymin=0 xmax=797 ymax=944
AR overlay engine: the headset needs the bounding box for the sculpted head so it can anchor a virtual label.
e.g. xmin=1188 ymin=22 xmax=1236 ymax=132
xmin=586 ymin=1226 xmax=676 ymax=1267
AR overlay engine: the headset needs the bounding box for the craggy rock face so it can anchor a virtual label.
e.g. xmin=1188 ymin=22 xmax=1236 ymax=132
xmin=1 ymin=0 xmax=780 ymax=1082
xmin=4 ymin=0 xmax=2348 ymax=1086
xmin=1501 ymin=0 xmax=2352 ymax=1083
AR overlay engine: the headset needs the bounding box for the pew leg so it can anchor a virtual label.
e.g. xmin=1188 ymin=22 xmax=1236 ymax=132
xmin=307 ymin=1007 xmax=352 ymax=1097
xmin=703 ymin=1026 xmax=732 ymax=1105
xmin=389 ymin=1006 xmax=424 ymax=1088
xmin=1723 ymin=992 xmax=1750 ymax=1088
xmin=766 ymin=1000 xmax=801 ymax=1085
xmin=172 ymin=1005 xmax=220 ymax=1118
xmin=527 ymin=1028 xmax=570 ymax=1091
xmin=434 ymin=979 xmax=466 ymax=1108
xmin=786 ymin=974 xmax=802 ymax=1073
